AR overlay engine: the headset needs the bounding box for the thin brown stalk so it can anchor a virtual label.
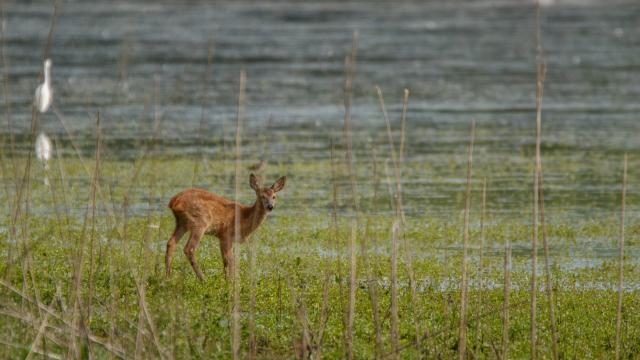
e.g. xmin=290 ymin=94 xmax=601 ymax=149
xmin=347 ymin=220 xmax=357 ymax=360
xmin=7 ymin=0 xmax=59 ymax=285
xmin=376 ymin=86 xmax=412 ymax=358
xmin=615 ymin=154 xmax=627 ymax=360
xmin=475 ymin=177 xmax=487 ymax=352
xmin=531 ymin=2 xmax=546 ymax=358
xmin=287 ymin=277 xmax=316 ymax=359
xmin=330 ymin=139 xmax=346 ymax=338
xmin=248 ymin=229 xmax=257 ymax=357
xmin=383 ymin=297 xmax=531 ymax=359
xmin=192 ymin=43 xmax=215 ymax=186
xmin=232 ymin=70 xmax=246 ymax=360
xmin=0 ymin=0 xmax=17 ymax=180
xmin=87 ymin=112 xmax=101 ymax=323
xmin=25 ymin=295 xmax=56 ymax=360
xmin=134 ymin=277 xmax=164 ymax=359
xmin=399 ymin=89 xmax=409 ymax=166
xmin=1 ymin=340 xmax=61 ymax=360
xmin=52 ymin=107 xmax=122 ymax=239
xmin=398 ymin=89 xmax=422 ymax=356
xmin=0 ymin=279 xmax=126 ymax=358
xmin=366 ymin=148 xmax=383 ymax=356
xmin=390 ymin=221 xmax=400 ymax=358
xmin=135 ymin=295 xmax=145 ymax=359
xmin=502 ymin=235 xmax=512 ymax=359
xmin=343 ymin=33 xmax=359 ymax=213
xmin=342 ymin=32 xmax=359 ymax=360
xmin=314 ymin=274 xmax=332 ymax=359
xmin=538 ymin=171 xmax=558 ymax=359
xmin=459 ymin=119 xmax=476 ymax=360
xmin=375 ymin=86 xmax=405 ymax=224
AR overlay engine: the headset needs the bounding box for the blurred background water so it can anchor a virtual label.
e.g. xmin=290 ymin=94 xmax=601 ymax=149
xmin=1 ymin=0 xmax=640 ymax=223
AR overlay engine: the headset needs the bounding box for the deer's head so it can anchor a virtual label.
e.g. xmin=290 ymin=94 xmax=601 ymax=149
xmin=250 ymin=173 xmax=286 ymax=212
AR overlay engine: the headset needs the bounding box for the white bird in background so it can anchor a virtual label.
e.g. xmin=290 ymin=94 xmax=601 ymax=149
xmin=34 ymin=59 xmax=53 ymax=113
xmin=35 ymin=132 xmax=52 ymax=185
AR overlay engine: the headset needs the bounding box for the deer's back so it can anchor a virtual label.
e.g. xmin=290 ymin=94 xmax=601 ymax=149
xmin=168 ymin=188 xmax=238 ymax=235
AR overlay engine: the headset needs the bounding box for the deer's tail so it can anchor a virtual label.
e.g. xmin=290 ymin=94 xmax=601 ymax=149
xmin=168 ymin=194 xmax=181 ymax=211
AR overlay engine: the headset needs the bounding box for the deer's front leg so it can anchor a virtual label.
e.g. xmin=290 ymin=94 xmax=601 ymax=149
xmin=220 ymin=237 xmax=234 ymax=278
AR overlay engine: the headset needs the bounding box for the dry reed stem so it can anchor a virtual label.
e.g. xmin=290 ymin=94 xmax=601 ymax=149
xmin=347 ymin=220 xmax=357 ymax=360
xmin=390 ymin=220 xmax=400 ymax=358
xmin=0 ymin=279 xmax=126 ymax=358
xmin=531 ymin=2 xmax=546 ymax=358
xmin=287 ymin=278 xmax=313 ymax=359
xmin=315 ymin=274 xmax=332 ymax=359
xmin=362 ymin=219 xmax=382 ymax=356
xmin=0 ymin=0 xmax=17 ymax=181
xmin=399 ymin=89 xmax=409 ymax=166
xmin=538 ymin=170 xmax=558 ymax=359
xmin=343 ymin=32 xmax=359 ymax=213
xmin=68 ymin=114 xmax=102 ymax=359
xmin=192 ymin=43 xmax=215 ymax=186
xmin=87 ymin=112 xmax=101 ymax=324
xmin=615 ymin=154 xmax=627 ymax=360
xmin=248 ymin=238 xmax=257 ymax=358
xmin=52 ymin=107 xmax=123 ymax=238
xmin=134 ymin=278 xmax=165 ymax=359
xmin=342 ymin=32 xmax=359 ymax=360
xmin=383 ymin=295 xmax=530 ymax=359
xmin=375 ymin=86 xmax=405 ymax=224
xmin=366 ymin=149 xmax=383 ymax=356
xmin=330 ymin=139 xmax=347 ymax=338
xmin=502 ymin=234 xmax=512 ymax=359
xmin=396 ymin=94 xmax=419 ymax=348
xmin=232 ymin=70 xmax=246 ymax=359
xmin=5 ymin=0 xmax=58 ymax=282
xmin=378 ymin=87 xmax=422 ymax=356
xmin=458 ymin=119 xmax=476 ymax=360
xmin=475 ymin=177 xmax=487 ymax=351
xmin=25 ymin=295 xmax=56 ymax=360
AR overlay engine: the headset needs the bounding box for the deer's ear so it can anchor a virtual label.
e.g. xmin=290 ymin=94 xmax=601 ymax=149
xmin=271 ymin=176 xmax=286 ymax=192
xmin=249 ymin=173 xmax=260 ymax=191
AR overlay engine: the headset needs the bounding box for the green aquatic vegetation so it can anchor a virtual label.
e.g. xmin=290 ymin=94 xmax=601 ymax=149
xmin=1 ymin=155 xmax=639 ymax=358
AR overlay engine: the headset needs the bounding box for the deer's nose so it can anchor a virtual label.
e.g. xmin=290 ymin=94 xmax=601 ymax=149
xmin=266 ymin=204 xmax=274 ymax=211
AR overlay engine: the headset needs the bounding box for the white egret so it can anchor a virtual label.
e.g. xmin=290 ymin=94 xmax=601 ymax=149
xmin=35 ymin=132 xmax=52 ymax=185
xmin=34 ymin=59 xmax=52 ymax=113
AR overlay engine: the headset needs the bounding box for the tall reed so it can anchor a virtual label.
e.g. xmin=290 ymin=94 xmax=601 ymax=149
xmin=502 ymin=233 xmax=512 ymax=359
xmin=614 ymin=154 xmax=627 ymax=360
xmin=458 ymin=119 xmax=476 ymax=360
xmin=192 ymin=44 xmax=214 ymax=186
xmin=363 ymin=147 xmax=383 ymax=356
xmin=342 ymin=32 xmax=359 ymax=360
xmin=232 ymin=70 xmax=246 ymax=359
xmin=531 ymin=2 xmax=546 ymax=358
xmin=538 ymin=171 xmax=558 ymax=359
xmin=398 ymin=90 xmax=422 ymax=357
xmin=475 ymin=177 xmax=487 ymax=351
xmin=390 ymin=221 xmax=400 ymax=358
xmin=86 ymin=113 xmax=102 ymax=324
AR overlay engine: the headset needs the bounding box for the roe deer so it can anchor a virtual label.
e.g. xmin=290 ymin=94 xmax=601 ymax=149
xmin=166 ymin=173 xmax=286 ymax=280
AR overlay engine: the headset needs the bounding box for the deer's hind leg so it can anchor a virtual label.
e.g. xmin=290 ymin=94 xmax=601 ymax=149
xmin=165 ymin=220 xmax=187 ymax=277
xmin=184 ymin=227 xmax=206 ymax=281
